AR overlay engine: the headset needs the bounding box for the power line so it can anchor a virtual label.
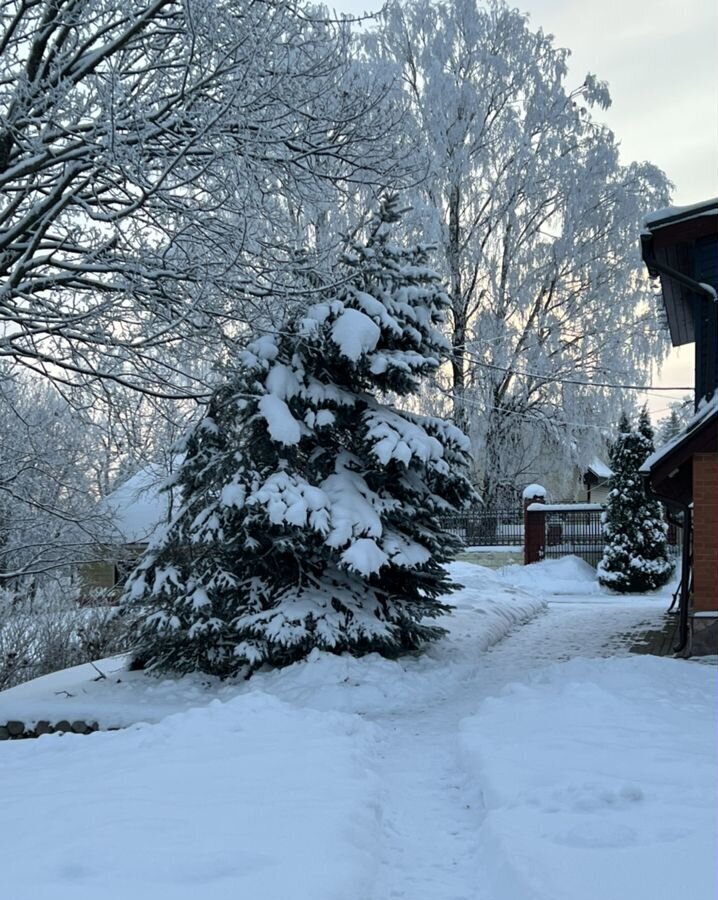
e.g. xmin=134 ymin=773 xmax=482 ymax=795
xmin=435 ymin=382 xmax=679 ymax=431
xmin=435 ymin=387 xmax=612 ymax=431
xmin=461 ymin=354 xmax=693 ymax=392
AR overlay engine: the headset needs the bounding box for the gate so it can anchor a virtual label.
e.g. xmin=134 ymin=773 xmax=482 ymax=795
xmin=524 ymin=503 xmax=604 ymax=566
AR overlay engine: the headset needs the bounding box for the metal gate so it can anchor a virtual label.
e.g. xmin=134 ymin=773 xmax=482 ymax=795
xmin=540 ymin=507 xmax=604 ymax=567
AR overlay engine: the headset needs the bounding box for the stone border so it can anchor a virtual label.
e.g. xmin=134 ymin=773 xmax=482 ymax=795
xmin=0 ymin=719 xmax=118 ymax=739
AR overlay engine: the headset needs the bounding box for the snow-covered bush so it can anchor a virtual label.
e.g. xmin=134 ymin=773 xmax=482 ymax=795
xmin=122 ymin=196 xmax=473 ymax=677
xmin=598 ymin=410 xmax=674 ymax=593
xmin=0 ymin=584 xmax=127 ymax=690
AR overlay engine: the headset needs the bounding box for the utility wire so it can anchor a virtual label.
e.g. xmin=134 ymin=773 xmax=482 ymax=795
xmin=460 ymin=354 xmax=692 ymax=392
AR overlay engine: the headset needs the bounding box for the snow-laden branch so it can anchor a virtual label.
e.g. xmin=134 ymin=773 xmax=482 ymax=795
xmin=0 ymin=0 xmax=412 ymax=395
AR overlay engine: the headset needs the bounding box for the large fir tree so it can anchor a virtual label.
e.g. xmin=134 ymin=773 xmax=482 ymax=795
xmin=122 ymin=197 xmax=473 ymax=676
xmin=597 ymin=409 xmax=674 ymax=592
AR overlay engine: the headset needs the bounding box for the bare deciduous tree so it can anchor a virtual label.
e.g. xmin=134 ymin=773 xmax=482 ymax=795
xmin=0 ymin=0 xmax=407 ymax=396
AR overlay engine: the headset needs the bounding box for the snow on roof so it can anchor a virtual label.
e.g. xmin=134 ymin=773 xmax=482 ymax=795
xmin=643 ymin=198 xmax=718 ymax=229
xmin=640 ymin=392 xmax=718 ymax=474
xmin=101 ymin=464 xmax=176 ymax=544
xmin=527 ymin=503 xmax=602 ymax=513
xmin=586 ymin=457 xmax=613 ymax=480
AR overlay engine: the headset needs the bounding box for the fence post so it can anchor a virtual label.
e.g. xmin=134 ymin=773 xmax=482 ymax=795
xmin=523 ymin=484 xmax=546 ymax=565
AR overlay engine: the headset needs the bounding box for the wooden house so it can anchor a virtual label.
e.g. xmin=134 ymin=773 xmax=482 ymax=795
xmin=582 ymin=457 xmax=613 ymax=504
xmin=640 ymin=198 xmax=718 ymax=655
xmin=81 ymin=465 xmax=175 ymax=597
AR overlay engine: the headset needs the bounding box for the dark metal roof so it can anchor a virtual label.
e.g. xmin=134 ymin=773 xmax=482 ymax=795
xmin=641 ymin=199 xmax=718 ymax=348
xmin=644 ymin=198 xmax=718 ymax=230
xmin=641 ymin=396 xmax=718 ymax=504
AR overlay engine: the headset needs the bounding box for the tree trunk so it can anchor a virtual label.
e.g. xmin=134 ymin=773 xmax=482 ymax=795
xmin=447 ymin=182 xmax=468 ymax=434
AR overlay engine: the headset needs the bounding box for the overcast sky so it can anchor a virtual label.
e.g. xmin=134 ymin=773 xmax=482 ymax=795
xmin=335 ymin=0 xmax=718 ymax=416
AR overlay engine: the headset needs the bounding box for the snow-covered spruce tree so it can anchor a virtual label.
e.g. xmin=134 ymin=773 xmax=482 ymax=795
xmin=597 ymin=410 xmax=674 ymax=593
xmin=122 ymin=197 xmax=473 ymax=676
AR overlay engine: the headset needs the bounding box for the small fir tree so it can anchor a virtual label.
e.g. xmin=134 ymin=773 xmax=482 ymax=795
xmin=597 ymin=409 xmax=674 ymax=592
xmin=656 ymin=397 xmax=692 ymax=445
xmin=658 ymin=409 xmax=682 ymax=445
xmin=122 ymin=197 xmax=473 ymax=676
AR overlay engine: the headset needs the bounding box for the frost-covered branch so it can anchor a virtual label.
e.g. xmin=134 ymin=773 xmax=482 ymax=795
xmin=0 ymin=0 xmax=410 ymax=394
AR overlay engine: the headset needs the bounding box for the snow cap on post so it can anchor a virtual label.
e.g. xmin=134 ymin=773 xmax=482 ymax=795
xmin=522 ymin=483 xmax=546 ymax=501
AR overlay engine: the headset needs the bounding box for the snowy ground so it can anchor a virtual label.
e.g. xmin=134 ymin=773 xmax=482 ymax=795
xmin=1 ymin=558 xmax=715 ymax=900
xmin=461 ymin=656 xmax=716 ymax=900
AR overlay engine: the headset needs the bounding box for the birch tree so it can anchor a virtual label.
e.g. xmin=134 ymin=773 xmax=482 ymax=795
xmin=365 ymin=0 xmax=671 ymax=504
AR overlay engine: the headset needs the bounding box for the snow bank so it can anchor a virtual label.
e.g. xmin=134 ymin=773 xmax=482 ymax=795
xmin=0 ymin=654 xmax=241 ymax=728
xmin=0 ymin=562 xmax=546 ymax=725
xmin=496 ymin=555 xmax=680 ymax=601
xmin=0 ymin=692 xmax=380 ymax=900
xmin=495 ymin=555 xmax=601 ymax=594
xmin=245 ymin=562 xmax=545 ymax=716
xmin=460 ymin=656 xmax=717 ymax=900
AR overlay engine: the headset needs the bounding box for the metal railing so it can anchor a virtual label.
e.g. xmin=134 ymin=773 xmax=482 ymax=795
xmin=441 ymin=507 xmax=524 ymax=547
xmin=444 ymin=503 xmax=682 ymax=564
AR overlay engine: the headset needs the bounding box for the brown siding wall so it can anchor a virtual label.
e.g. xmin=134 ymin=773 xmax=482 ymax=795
xmin=693 ymin=453 xmax=718 ymax=612
xmin=80 ymin=561 xmax=117 ymax=592
xmin=79 ymin=543 xmax=148 ymax=598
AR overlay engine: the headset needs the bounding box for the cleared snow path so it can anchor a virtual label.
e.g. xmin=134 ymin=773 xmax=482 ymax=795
xmin=367 ymin=564 xmax=670 ymax=900
xmin=373 ymin=713 xmax=483 ymax=900
xmin=0 ymin=558 xmax=686 ymax=900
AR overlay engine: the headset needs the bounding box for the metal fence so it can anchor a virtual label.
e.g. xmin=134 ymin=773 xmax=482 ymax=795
xmin=441 ymin=507 xmax=524 ymax=547
xmin=539 ymin=508 xmax=604 ymax=567
xmin=443 ymin=503 xmax=682 ymax=564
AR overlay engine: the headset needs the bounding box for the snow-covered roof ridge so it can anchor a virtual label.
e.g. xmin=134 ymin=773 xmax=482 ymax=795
xmin=101 ymin=462 xmax=178 ymax=544
xmin=640 ymin=391 xmax=718 ymax=474
xmin=586 ymin=456 xmax=613 ymax=480
xmin=643 ymin=197 xmax=718 ymax=229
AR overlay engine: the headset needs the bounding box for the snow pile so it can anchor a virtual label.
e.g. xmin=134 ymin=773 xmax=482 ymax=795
xmin=496 ymin=555 xmax=601 ymax=595
xmin=244 ymin=562 xmax=546 ymax=716
xmin=460 ymin=656 xmax=717 ymax=900
xmin=0 ymin=655 xmax=236 ymax=728
xmin=0 ymin=692 xmax=380 ymax=900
